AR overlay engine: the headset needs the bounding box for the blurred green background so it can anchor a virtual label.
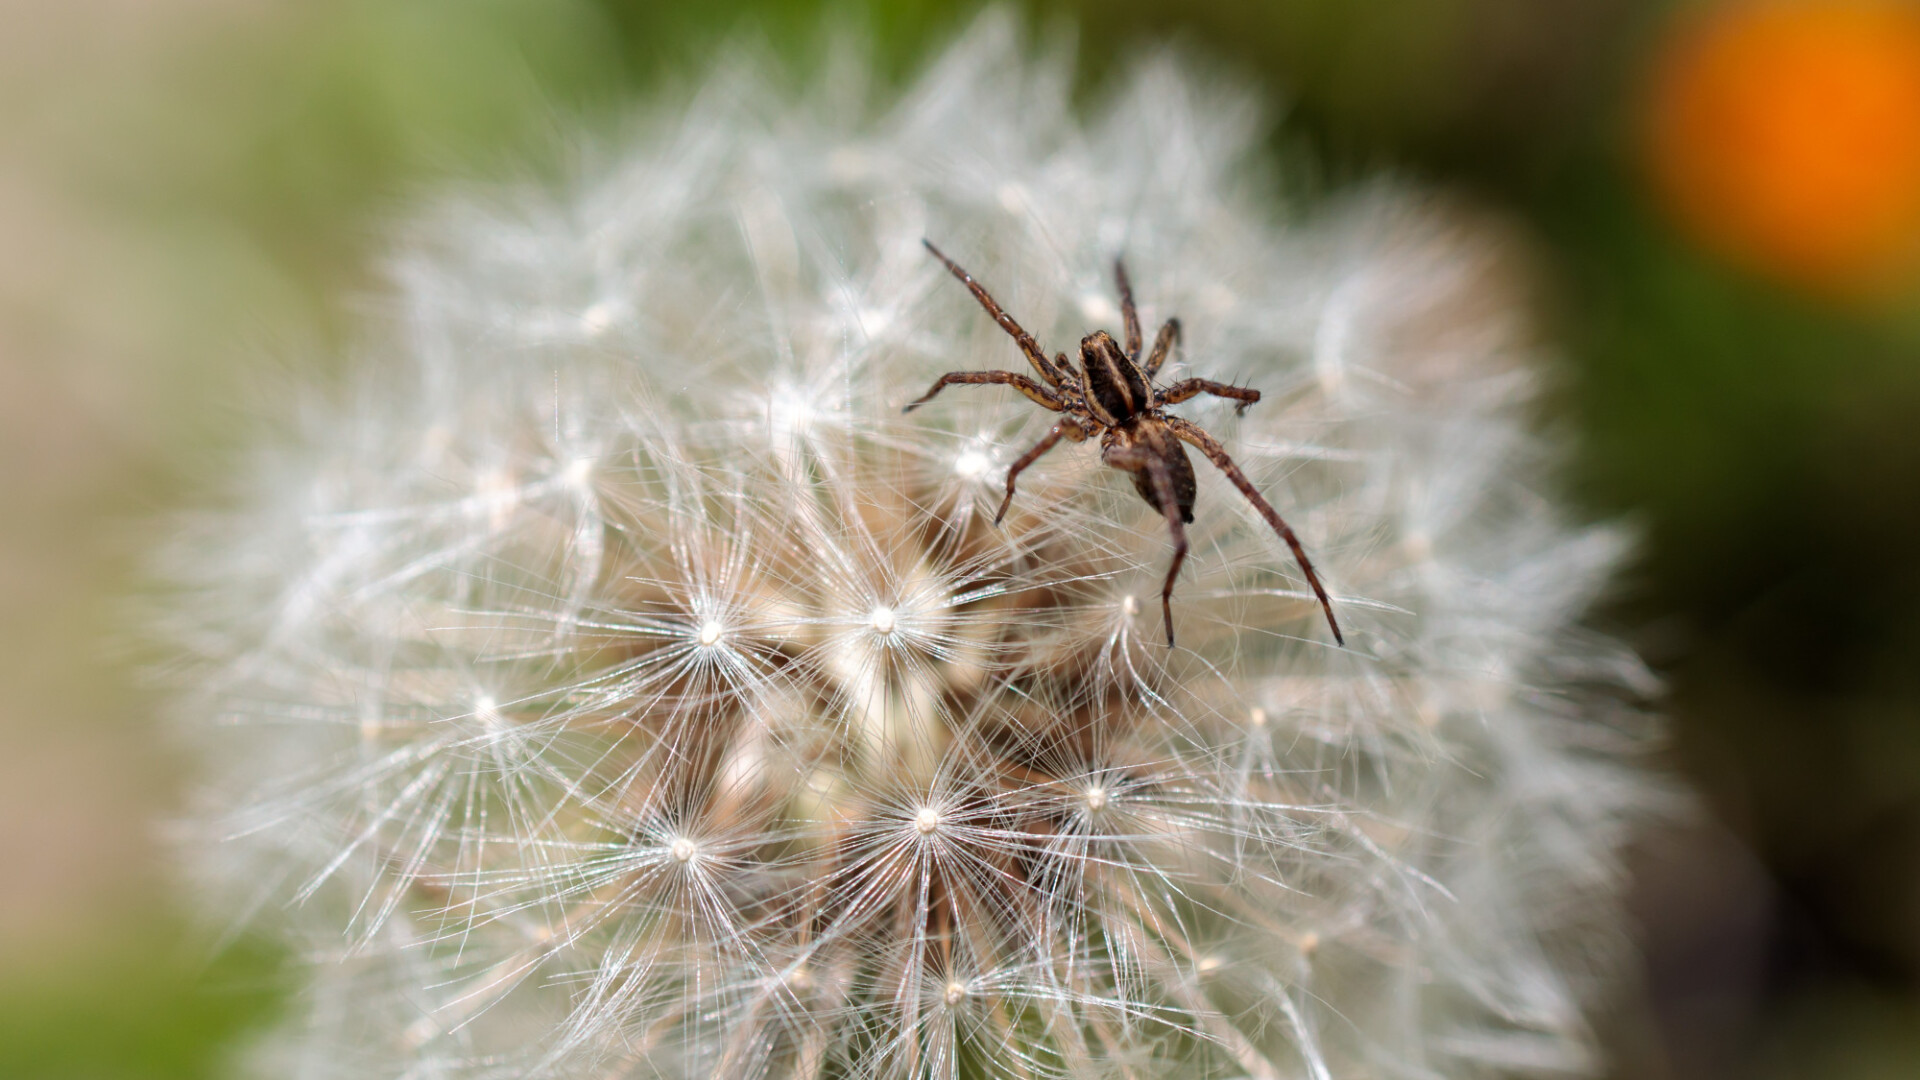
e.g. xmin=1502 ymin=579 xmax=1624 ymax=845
xmin=4 ymin=1 xmax=1919 ymax=1076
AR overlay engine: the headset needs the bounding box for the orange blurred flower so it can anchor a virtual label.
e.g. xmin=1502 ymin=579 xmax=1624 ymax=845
xmin=1645 ymin=0 xmax=1920 ymax=296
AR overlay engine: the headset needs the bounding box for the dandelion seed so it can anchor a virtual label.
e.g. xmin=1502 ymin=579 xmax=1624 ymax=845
xmin=473 ymin=694 xmax=502 ymax=729
xmin=562 ymin=456 xmax=595 ymax=490
xmin=1077 ymin=292 xmax=1120 ymax=325
xmin=579 ymin=298 xmax=621 ymax=335
xmin=913 ymin=806 xmax=941 ymax=836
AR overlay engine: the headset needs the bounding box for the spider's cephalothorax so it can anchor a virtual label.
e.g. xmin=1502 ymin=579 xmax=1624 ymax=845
xmin=905 ymin=239 xmax=1343 ymax=648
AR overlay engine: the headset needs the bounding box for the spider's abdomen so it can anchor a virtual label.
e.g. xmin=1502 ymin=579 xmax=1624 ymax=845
xmin=1134 ymin=440 xmax=1197 ymax=524
xmin=1108 ymin=422 xmax=1198 ymax=524
xmin=1081 ymin=330 xmax=1151 ymax=421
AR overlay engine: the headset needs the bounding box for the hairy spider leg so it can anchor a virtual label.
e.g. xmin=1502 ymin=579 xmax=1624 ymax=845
xmin=1113 ymin=257 xmax=1143 ymax=359
xmin=1053 ymin=352 xmax=1090 ymax=403
xmin=902 ymin=371 xmax=1066 ymax=414
xmin=1164 ymin=415 xmax=1343 ymax=645
xmin=1105 ymin=443 xmax=1190 ymax=647
xmin=993 ymin=418 xmax=1088 ymax=525
xmin=923 ymin=240 xmax=1069 ymax=387
xmin=1159 ymin=378 xmax=1261 ymax=416
xmin=1143 ymin=318 xmax=1181 ymax=379
xmin=1052 ymin=351 xmax=1082 ymax=388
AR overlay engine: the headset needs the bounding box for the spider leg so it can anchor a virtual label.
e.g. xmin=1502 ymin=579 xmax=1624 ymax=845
xmin=1142 ymin=318 xmax=1181 ymax=378
xmin=923 ymin=240 xmax=1069 ymax=387
xmin=993 ymin=418 xmax=1088 ymax=526
xmin=902 ymin=371 xmax=1066 ymax=414
xmin=1158 ymin=378 xmax=1260 ymax=415
xmin=1104 ymin=444 xmax=1189 ymax=648
xmin=1163 ymin=414 xmax=1343 ymax=645
xmin=1114 ymin=257 xmax=1143 ymax=359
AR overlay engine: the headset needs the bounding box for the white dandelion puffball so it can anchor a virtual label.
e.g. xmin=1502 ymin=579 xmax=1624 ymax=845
xmin=167 ymin=12 xmax=1668 ymax=1080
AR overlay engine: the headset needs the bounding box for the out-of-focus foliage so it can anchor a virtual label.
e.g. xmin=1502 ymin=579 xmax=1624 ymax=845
xmin=92 ymin=0 xmax=628 ymax=324
xmin=0 ymin=932 xmax=280 ymax=1080
xmin=8 ymin=0 xmax=1920 ymax=1077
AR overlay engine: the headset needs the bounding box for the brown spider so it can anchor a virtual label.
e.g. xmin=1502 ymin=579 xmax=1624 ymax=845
xmin=906 ymin=239 xmax=1343 ymax=648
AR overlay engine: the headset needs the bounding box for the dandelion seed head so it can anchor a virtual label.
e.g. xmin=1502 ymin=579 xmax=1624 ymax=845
xmin=472 ymin=694 xmax=501 ymax=728
xmin=951 ymin=448 xmax=990 ymax=478
xmin=913 ymin=805 xmax=943 ymax=836
xmin=767 ymin=391 xmax=816 ymax=443
xmin=852 ymin=305 xmax=893 ymax=337
xmin=579 ymin=298 xmax=621 ymax=335
xmin=162 ymin=10 xmax=1672 ymax=1080
xmin=1077 ymin=292 xmax=1120 ymax=325
xmin=562 ymin=456 xmax=595 ymax=490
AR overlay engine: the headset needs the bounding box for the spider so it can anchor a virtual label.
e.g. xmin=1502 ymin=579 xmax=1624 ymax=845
xmin=906 ymin=239 xmax=1343 ymax=649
